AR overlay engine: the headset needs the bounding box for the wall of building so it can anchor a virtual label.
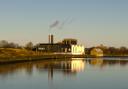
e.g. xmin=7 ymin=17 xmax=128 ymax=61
xmin=71 ymin=45 xmax=85 ymax=55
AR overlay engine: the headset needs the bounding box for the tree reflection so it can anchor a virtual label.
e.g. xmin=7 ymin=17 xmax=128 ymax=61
xmin=0 ymin=58 xmax=128 ymax=79
xmin=87 ymin=58 xmax=128 ymax=68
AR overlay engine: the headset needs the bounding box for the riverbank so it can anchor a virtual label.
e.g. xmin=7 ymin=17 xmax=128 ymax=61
xmin=0 ymin=54 xmax=86 ymax=64
xmin=0 ymin=48 xmax=86 ymax=64
xmin=0 ymin=48 xmax=128 ymax=64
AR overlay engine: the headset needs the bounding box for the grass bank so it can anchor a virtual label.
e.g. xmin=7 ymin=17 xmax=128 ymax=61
xmin=0 ymin=48 xmax=85 ymax=63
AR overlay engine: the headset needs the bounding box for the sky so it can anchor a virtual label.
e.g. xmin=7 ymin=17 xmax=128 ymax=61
xmin=0 ymin=0 xmax=128 ymax=47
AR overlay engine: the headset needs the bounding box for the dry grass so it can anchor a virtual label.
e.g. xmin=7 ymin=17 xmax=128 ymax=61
xmin=0 ymin=48 xmax=36 ymax=58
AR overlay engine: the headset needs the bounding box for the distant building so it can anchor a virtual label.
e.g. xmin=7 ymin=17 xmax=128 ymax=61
xmin=33 ymin=35 xmax=85 ymax=55
xmin=90 ymin=48 xmax=103 ymax=57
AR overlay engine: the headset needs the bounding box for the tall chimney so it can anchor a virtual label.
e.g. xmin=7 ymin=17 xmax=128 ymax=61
xmin=51 ymin=34 xmax=54 ymax=44
xmin=48 ymin=34 xmax=54 ymax=44
xmin=48 ymin=35 xmax=51 ymax=43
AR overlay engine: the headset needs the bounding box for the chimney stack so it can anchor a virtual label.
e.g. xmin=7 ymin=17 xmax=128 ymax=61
xmin=48 ymin=34 xmax=54 ymax=44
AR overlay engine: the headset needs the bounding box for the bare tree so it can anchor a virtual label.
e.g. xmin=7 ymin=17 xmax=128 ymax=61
xmin=0 ymin=40 xmax=9 ymax=48
xmin=8 ymin=42 xmax=19 ymax=48
xmin=25 ymin=42 xmax=33 ymax=50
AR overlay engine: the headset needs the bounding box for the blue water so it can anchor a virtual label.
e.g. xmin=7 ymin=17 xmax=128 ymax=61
xmin=0 ymin=58 xmax=128 ymax=89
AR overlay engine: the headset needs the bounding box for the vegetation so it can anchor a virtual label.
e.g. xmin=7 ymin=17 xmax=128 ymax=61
xmin=0 ymin=40 xmax=36 ymax=59
xmin=0 ymin=40 xmax=20 ymax=48
xmin=0 ymin=48 xmax=35 ymax=58
xmin=0 ymin=40 xmax=128 ymax=59
xmin=86 ymin=45 xmax=128 ymax=56
xmin=96 ymin=45 xmax=128 ymax=56
xmin=25 ymin=42 xmax=33 ymax=50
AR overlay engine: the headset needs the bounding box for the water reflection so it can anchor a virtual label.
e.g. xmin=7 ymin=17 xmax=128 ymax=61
xmin=87 ymin=58 xmax=128 ymax=67
xmin=0 ymin=58 xmax=85 ymax=79
xmin=89 ymin=58 xmax=103 ymax=66
xmin=1 ymin=58 xmax=128 ymax=89
xmin=0 ymin=58 xmax=128 ymax=79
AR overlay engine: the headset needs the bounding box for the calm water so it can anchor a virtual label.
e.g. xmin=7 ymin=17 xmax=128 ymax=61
xmin=0 ymin=58 xmax=128 ymax=89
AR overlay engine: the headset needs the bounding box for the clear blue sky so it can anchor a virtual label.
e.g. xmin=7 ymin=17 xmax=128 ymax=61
xmin=0 ymin=0 xmax=128 ymax=47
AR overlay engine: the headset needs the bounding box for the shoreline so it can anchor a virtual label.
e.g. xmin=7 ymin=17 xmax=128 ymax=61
xmin=0 ymin=54 xmax=86 ymax=64
xmin=0 ymin=48 xmax=128 ymax=64
xmin=0 ymin=54 xmax=128 ymax=64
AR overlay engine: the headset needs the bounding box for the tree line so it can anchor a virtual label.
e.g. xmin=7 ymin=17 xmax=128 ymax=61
xmin=0 ymin=40 xmax=33 ymax=50
xmin=97 ymin=45 xmax=128 ymax=56
xmin=0 ymin=40 xmax=128 ymax=56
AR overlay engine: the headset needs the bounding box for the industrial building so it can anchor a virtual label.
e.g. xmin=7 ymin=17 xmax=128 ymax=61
xmin=33 ymin=34 xmax=85 ymax=55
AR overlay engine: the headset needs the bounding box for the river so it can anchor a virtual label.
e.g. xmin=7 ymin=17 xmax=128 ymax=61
xmin=0 ymin=58 xmax=128 ymax=89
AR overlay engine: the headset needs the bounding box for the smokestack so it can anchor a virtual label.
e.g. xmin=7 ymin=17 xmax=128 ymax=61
xmin=48 ymin=34 xmax=54 ymax=44
xmin=51 ymin=34 xmax=54 ymax=44
xmin=48 ymin=35 xmax=50 ymax=43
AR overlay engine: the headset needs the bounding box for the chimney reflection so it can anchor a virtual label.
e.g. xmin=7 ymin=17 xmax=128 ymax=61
xmin=48 ymin=64 xmax=54 ymax=80
xmin=1 ymin=58 xmax=128 ymax=79
xmin=46 ymin=58 xmax=85 ymax=79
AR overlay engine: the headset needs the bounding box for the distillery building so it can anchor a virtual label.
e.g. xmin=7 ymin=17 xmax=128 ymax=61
xmin=33 ymin=34 xmax=85 ymax=55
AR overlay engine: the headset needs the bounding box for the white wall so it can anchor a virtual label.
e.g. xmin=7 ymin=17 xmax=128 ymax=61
xmin=71 ymin=45 xmax=85 ymax=55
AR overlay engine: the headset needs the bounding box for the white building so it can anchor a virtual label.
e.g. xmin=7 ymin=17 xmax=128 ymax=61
xmin=71 ymin=45 xmax=85 ymax=55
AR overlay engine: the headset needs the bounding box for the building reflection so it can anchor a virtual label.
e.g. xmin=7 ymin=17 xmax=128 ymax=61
xmin=87 ymin=58 xmax=128 ymax=68
xmin=0 ymin=58 xmax=85 ymax=79
xmin=0 ymin=58 xmax=128 ymax=79
xmin=36 ymin=58 xmax=85 ymax=79
xmin=70 ymin=58 xmax=85 ymax=72
xmin=90 ymin=58 xmax=103 ymax=66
